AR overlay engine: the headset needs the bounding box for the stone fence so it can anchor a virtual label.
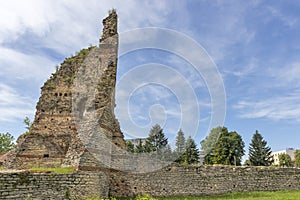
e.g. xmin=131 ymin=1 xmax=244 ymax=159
xmin=110 ymin=164 xmax=300 ymax=197
xmin=1 ymin=164 xmax=300 ymax=199
xmin=0 ymin=170 xmax=108 ymax=199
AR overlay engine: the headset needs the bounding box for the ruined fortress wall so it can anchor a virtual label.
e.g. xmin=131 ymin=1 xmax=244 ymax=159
xmin=4 ymin=10 xmax=126 ymax=170
xmin=1 ymin=165 xmax=300 ymax=199
xmin=3 ymin=10 xmax=300 ymax=200
xmin=0 ymin=171 xmax=109 ymax=200
xmin=109 ymin=165 xmax=300 ymax=197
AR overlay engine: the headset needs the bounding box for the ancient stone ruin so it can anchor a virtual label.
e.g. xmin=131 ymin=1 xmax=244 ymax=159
xmin=1 ymin=10 xmax=300 ymax=200
xmin=4 ymin=10 xmax=126 ymax=169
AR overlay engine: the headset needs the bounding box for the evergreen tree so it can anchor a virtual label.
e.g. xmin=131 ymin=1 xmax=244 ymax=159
xmin=126 ymin=141 xmax=134 ymax=153
xmin=135 ymin=139 xmax=144 ymax=153
xmin=295 ymin=150 xmax=300 ymax=168
xmin=248 ymin=130 xmax=273 ymax=166
xmin=279 ymin=154 xmax=292 ymax=167
xmin=175 ymin=129 xmax=185 ymax=163
xmin=212 ymin=129 xmax=245 ymax=166
xmin=163 ymin=145 xmax=173 ymax=161
xmin=0 ymin=132 xmax=15 ymax=154
xmin=144 ymin=124 xmax=168 ymax=154
xmin=183 ymin=136 xmax=199 ymax=165
xmin=175 ymin=129 xmax=185 ymax=153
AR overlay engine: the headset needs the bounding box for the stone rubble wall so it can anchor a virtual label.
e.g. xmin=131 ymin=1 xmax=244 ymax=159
xmin=109 ymin=164 xmax=300 ymax=197
xmin=1 ymin=165 xmax=300 ymax=199
xmin=0 ymin=171 xmax=108 ymax=200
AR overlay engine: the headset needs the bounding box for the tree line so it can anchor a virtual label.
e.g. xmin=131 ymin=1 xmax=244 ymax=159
xmin=1 ymin=118 xmax=300 ymax=168
xmin=126 ymin=124 xmax=200 ymax=165
xmin=201 ymin=127 xmax=300 ymax=167
xmin=126 ymin=125 xmax=300 ymax=167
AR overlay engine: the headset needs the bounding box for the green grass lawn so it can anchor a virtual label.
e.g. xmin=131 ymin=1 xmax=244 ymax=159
xmin=115 ymin=190 xmax=300 ymax=200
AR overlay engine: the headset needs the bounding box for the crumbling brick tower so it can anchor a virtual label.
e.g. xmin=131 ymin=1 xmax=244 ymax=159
xmin=5 ymin=10 xmax=126 ymax=169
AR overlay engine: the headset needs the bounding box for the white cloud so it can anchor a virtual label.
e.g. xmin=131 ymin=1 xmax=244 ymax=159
xmin=0 ymin=0 xmax=183 ymax=135
xmin=0 ymin=47 xmax=55 ymax=81
xmin=0 ymin=0 xmax=65 ymax=44
xmin=226 ymin=57 xmax=259 ymax=76
xmin=232 ymin=61 xmax=300 ymax=123
xmin=115 ymin=63 xmax=201 ymax=138
xmin=0 ymin=0 xmax=175 ymax=54
xmin=234 ymin=90 xmax=300 ymax=122
xmin=276 ymin=62 xmax=300 ymax=84
xmin=0 ymin=83 xmax=35 ymax=122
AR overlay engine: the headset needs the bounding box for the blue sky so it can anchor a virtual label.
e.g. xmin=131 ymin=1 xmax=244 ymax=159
xmin=0 ymin=1 xmax=300 ymax=159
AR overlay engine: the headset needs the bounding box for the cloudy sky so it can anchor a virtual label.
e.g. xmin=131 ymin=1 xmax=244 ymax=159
xmin=1 ymin=0 xmax=300 ymax=157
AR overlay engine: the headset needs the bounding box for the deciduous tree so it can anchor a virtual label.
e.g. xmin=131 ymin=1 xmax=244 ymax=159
xmin=200 ymin=126 xmax=223 ymax=155
xmin=24 ymin=116 xmax=32 ymax=133
xmin=0 ymin=132 xmax=15 ymax=154
xmin=279 ymin=154 xmax=292 ymax=167
xmin=212 ymin=129 xmax=245 ymax=166
xmin=295 ymin=150 xmax=300 ymax=168
xmin=201 ymin=127 xmax=225 ymax=164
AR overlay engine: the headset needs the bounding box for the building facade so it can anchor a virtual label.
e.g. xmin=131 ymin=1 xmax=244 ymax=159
xmin=271 ymin=148 xmax=296 ymax=165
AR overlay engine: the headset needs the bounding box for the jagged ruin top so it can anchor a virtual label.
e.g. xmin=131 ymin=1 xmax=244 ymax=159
xmin=100 ymin=9 xmax=118 ymax=42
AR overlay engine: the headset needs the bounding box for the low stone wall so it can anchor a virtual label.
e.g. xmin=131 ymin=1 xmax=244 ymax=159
xmin=110 ymin=164 xmax=300 ymax=197
xmin=1 ymin=165 xmax=300 ymax=199
xmin=0 ymin=170 xmax=108 ymax=200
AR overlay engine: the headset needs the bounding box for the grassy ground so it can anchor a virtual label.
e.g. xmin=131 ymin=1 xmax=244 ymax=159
xmin=28 ymin=167 xmax=75 ymax=174
xmin=115 ymin=190 xmax=300 ymax=200
xmin=0 ymin=166 xmax=76 ymax=174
